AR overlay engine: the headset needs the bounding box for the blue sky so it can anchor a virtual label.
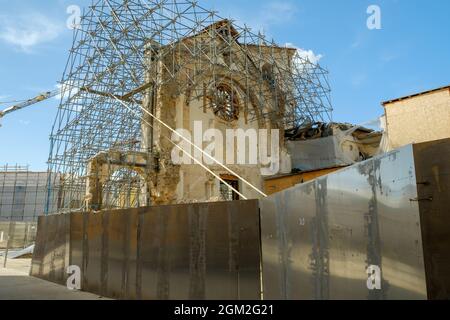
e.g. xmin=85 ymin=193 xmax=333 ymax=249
xmin=0 ymin=0 xmax=449 ymax=170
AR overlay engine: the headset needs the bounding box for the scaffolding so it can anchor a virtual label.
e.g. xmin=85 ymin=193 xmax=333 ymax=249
xmin=0 ymin=165 xmax=55 ymax=250
xmin=47 ymin=0 xmax=333 ymax=213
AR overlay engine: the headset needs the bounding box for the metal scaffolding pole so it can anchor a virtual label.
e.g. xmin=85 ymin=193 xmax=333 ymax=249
xmin=47 ymin=0 xmax=333 ymax=213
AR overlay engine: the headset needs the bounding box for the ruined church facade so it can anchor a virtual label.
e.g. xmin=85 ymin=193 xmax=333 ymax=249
xmin=85 ymin=20 xmax=295 ymax=210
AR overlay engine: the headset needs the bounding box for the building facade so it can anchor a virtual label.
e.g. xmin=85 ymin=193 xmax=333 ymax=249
xmin=84 ymin=21 xmax=298 ymax=210
xmin=382 ymin=85 xmax=450 ymax=150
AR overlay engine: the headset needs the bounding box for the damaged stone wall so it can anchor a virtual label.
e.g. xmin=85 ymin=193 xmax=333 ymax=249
xmin=142 ymin=27 xmax=294 ymax=204
xmin=84 ymin=21 xmax=302 ymax=207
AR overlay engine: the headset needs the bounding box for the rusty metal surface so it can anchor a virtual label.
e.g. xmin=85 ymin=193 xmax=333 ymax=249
xmin=413 ymin=139 xmax=450 ymax=299
xmin=260 ymin=145 xmax=428 ymax=300
xmin=30 ymin=217 xmax=47 ymax=277
xmin=69 ymin=213 xmax=83 ymax=283
xmin=106 ymin=210 xmax=139 ymax=299
xmin=33 ymin=200 xmax=261 ymax=300
xmin=31 ymin=214 xmax=70 ymax=285
xmin=83 ymin=213 xmax=103 ymax=295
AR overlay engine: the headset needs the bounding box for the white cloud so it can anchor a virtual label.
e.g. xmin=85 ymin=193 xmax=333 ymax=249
xmin=360 ymin=117 xmax=382 ymax=131
xmin=285 ymin=43 xmax=323 ymax=65
xmin=54 ymin=81 xmax=84 ymax=111
xmin=296 ymin=48 xmax=323 ymax=65
xmin=55 ymin=81 xmax=81 ymax=100
xmin=0 ymin=13 xmax=63 ymax=52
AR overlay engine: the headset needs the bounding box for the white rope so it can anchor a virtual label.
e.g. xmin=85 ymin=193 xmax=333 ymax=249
xmin=77 ymin=10 xmax=268 ymax=199
xmin=114 ymin=97 xmax=268 ymax=198
xmin=110 ymin=94 xmax=248 ymax=200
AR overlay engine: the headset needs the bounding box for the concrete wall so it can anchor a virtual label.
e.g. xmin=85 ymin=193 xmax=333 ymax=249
xmin=287 ymin=126 xmax=381 ymax=172
xmin=384 ymin=88 xmax=450 ymax=149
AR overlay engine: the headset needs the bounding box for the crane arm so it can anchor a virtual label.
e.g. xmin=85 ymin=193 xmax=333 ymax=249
xmin=0 ymin=89 xmax=60 ymax=120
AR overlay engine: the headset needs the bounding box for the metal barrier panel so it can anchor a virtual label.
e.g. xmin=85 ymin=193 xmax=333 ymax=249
xmin=260 ymin=145 xmax=428 ymax=300
xmin=32 ymin=200 xmax=261 ymax=300
xmin=30 ymin=140 xmax=450 ymax=300
xmin=413 ymin=139 xmax=450 ymax=299
xmin=30 ymin=214 xmax=70 ymax=285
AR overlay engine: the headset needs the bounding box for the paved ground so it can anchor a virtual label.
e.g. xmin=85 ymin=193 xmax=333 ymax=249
xmin=0 ymin=259 xmax=108 ymax=300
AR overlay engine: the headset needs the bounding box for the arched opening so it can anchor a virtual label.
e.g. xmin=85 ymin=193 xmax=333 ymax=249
xmin=102 ymin=168 xmax=148 ymax=210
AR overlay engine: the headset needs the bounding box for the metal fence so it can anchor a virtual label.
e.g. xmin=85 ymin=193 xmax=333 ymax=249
xmin=31 ymin=200 xmax=261 ymax=300
xmin=0 ymin=221 xmax=36 ymax=249
xmin=260 ymin=140 xmax=450 ymax=300
xmin=0 ymin=165 xmax=59 ymax=266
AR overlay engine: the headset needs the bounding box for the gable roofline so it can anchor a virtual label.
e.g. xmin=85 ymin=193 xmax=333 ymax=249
xmin=171 ymin=19 xmax=297 ymax=53
xmin=382 ymin=85 xmax=450 ymax=106
xmin=180 ymin=19 xmax=240 ymax=43
xmin=246 ymin=43 xmax=297 ymax=52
